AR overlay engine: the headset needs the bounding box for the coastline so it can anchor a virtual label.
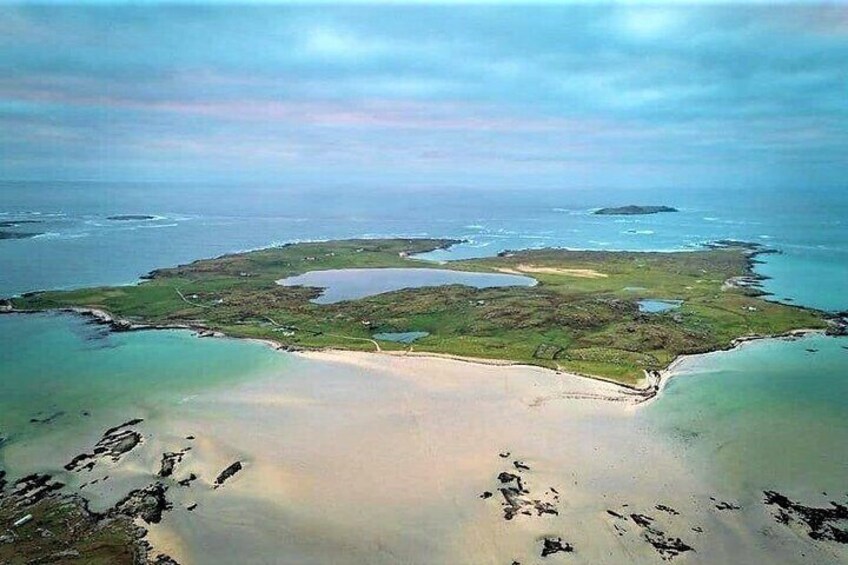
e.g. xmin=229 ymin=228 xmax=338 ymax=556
xmin=3 ymin=307 xmax=846 ymax=564
xmin=1 ymin=304 xmax=833 ymax=407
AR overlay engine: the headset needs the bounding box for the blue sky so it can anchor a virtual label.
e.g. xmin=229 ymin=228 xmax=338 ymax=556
xmin=1 ymin=3 xmax=846 ymax=189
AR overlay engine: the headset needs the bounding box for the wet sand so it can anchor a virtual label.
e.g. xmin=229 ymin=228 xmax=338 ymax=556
xmin=7 ymin=350 xmax=846 ymax=564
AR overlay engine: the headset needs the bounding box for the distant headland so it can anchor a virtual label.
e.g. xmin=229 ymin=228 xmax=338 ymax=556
xmin=594 ymin=205 xmax=678 ymax=215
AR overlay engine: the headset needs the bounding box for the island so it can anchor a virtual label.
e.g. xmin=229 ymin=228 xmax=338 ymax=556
xmin=107 ymin=215 xmax=156 ymax=221
xmin=8 ymin=238 xmax=829 ymax=387
xmin=594 ymin=205 xmax=678 ymax=215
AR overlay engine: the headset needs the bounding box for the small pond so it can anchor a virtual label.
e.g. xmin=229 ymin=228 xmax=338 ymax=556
xmin=638 ymin=299 xmax=683 ymax=313
xmin=372 ymin=331 xmax=430 ymax=344
xmin=277 ymin=267 xmax=536 ymax=304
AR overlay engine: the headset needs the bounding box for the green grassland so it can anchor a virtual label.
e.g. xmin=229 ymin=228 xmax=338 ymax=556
xmin=10 ymin=238 xmax=827 ymax=386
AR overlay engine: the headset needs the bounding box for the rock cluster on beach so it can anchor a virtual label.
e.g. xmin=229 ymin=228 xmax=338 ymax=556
xmin=764 ymin=490 xmax=848 ymax=544
xmin=0 ymin=413 xmax=255 ymax=564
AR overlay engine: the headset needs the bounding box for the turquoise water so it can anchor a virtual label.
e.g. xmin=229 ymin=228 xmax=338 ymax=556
xmin=372 ymin=331 xmax=430 ymax=344
xmin=0 ymin=181 xmax=846 ymax=498
xmin=277 ymin=267 xmax=535 ymax=304
xmin=0 ymin=313 xmax=290 ymax=456
xmin=637 ymin=299 xmax=683 ymax=313
xmin=641 ymin=334 xmax=848 ymax=496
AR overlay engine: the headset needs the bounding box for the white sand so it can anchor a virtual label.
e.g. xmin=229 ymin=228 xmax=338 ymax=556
xmin=9 ymin=350 xmax=845 ymax=564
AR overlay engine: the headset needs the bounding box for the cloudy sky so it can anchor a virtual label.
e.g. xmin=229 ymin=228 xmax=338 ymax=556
xmin=1 ymin=3 xmax=846 ymax=189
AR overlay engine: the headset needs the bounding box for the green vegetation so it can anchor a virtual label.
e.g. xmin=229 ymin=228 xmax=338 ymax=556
xmin=11 ymin=238 xmax=827 ymax=386
xmin=0 ymin=495 xmax=139 ymax=564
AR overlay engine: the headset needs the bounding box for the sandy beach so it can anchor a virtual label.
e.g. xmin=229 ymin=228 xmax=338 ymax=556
xmin=4 ymin=348 xmax=835 ymax=564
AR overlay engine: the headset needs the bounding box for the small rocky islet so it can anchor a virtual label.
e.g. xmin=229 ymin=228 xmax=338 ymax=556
xmin=594 ymin=205 xmax=678 ymax=215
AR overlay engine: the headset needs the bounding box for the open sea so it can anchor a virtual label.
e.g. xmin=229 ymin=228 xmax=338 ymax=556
xmin=1 ymin=181 xmax=846 ymax=498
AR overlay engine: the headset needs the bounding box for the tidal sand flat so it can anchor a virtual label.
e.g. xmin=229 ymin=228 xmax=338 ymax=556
xmin=4 ymin=324 xmax=845 ymax=564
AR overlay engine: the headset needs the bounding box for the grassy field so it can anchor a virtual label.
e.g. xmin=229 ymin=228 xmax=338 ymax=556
xmin=10 ymin=238 xmax=827 ymax=386
xmin=0 ymin=494 xmax=140 ymax=564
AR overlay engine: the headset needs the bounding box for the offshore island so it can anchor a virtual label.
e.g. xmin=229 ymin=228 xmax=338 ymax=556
xmin=7 ymin=238 xmax=832 ymax=388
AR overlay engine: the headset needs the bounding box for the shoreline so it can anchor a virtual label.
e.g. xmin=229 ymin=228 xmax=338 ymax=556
xmin=1 ymin=305 xmax=833 ymax=407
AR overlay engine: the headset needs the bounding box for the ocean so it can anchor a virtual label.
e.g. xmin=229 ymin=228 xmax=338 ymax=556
xmin=1 ymin=180 xmax=846 ymax=499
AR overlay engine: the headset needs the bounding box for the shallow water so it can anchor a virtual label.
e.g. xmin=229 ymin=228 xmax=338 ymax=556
xmin=372 ymin=331 xmax=429 ymax=343
xmin=637 ymin=299 xmax=683 ymax=313
xmin=276 ymin=267 xmax=535 ymax=304
xmin=641 ymin=333 xmax=848 ymax=497
xmin=0 ymin=312 xmax=291 ymax=471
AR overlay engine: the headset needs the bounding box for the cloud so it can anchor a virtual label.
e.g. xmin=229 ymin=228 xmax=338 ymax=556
xmin=0 ymin=4 xmax=846 ymax=187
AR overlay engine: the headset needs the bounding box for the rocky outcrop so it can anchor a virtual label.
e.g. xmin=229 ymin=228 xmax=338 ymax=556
xmin=113 ymin=483 xmax=172 ymax=524
xmin=159 ymin=448 xmax=190 ymax=478
xmin=482 ymin=458 xmax=559 ymax=521
xmin=764 ymin=490 xmax=848 ymax=544
xmin=65 ymin=419 xmax=143 ymax=472
xmin=540 ymin=536 xmax=574 ymax=556
xmin=214 ymin=461 xmax=243 ymax=488
xmin=12 ymin=473 xmax=65 ymax=506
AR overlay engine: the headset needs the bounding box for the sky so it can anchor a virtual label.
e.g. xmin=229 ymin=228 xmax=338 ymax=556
xmin=1 ymin=3 xmax=846 ymax=189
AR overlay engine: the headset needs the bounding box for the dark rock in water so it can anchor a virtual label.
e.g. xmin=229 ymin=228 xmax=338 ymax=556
xmin=763 ymin=490 xmax=848 ymax=544
xmin=186 ymin=503 xmax=197 ymax=512
xmin=656 ymin=504 xmax=680 ymax=516
xmin=12 ymin=473 xmax=65 ymax=505
xmin=494 ymin=469 xmax=558 ymax=521
xmin=805 ymin=348 xmax=819 ymax=353
xmin=151 ymin=553 xmax=181 ymax=565
xmin=595 ymin=205 xmax=677 ymax=216
xmin=0 ymin=470 xmax=6 ymax=492
xmin=540 ymin=536 xmax=574 ymax=556
xmin=499 ymin=451 xmax=511 ymax=458
xmin=629 ymin=513 xmax=694 ymax=559
xmin=185 ymin=435 xmax=195 ymax=440
xmin=498 ymin=471 xmax=522 ymax=484
xmin=480 ymin=491 xmax=493 ymax=499
xmin=29 ymin=411 xmax=65 ymax=425
xmin=0 ymin=220 xmax=42 ymax=228
xmin=0 ymin=230 xmax=42 ymax=240
xmin=630 ymin=513 xmax=655 ymax=528
xmin=113 ymin=483 xmax=172 ymax=524
xmin=106 ymin=215 xmax=156 ymax=221
xmin=646 ymin=534 xmax=694 ymax=560
xmin=103 ymin=418 xmax=144 ymax=436
xmin=714 ymin=500 xmax=741 ymax=511
xmin=177 ymin=473 xmax=198 ymax=487
xmin=65 ymin=420 xmax=143 ymax=472
xmin=607 ymin=509 xmax=625 ymax=519
xmin=514 ymin=460 xmax=530 ymax=471
xmin=214 ymin=461 xmax=243 ymax=487
xmin=159 ymin=449 xmax=190 ymax=478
